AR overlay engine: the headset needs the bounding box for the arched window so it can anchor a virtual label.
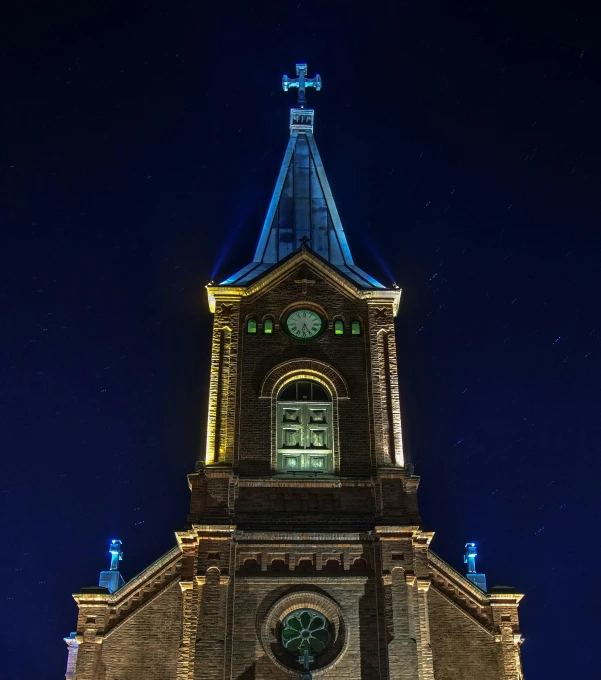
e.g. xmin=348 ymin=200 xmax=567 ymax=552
xmin=334 ymin=320 xmax=344 ymax=335
xmin=247 ymin=317 xmax=257 ymax=334
xmin=263 ymin=318 xmax=274 ymax=334
xmin=351 ymin=320 xmax=361 ymax=335
xmin=277 ymin=380 xmax=332 ymax=474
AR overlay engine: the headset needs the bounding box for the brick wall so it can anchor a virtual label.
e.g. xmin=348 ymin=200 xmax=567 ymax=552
xmin=234 ymin=265 xmax=375 ymax=476
xmin=231 ymin=577 xmax=384 ymax=679
xmin=428 ymin=587 xmax=500 ymax=680
xmin=100 ymin=579 xmax=182 ymax=680
xmin=198 ymin=254 xmax=417 ymax=527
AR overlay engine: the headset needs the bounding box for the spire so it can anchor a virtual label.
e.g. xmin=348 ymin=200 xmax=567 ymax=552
xmin=221 ymin=63 xmax=384 ymax=289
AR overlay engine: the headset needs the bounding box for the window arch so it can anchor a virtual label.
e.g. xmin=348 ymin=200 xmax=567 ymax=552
xmin=351 ymin=320 xmax=361 ymax=335
xmin=334 ymin=319 xmax=344 ymax=335
xmin=247 ymin=317 xmax=257 ymax=334
xmin=276 ymin=380 xmax=332 ymax=474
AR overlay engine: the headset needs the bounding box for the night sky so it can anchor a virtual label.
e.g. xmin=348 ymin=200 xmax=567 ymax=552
xmin=2 ymin=1 xmax=600 ymax=678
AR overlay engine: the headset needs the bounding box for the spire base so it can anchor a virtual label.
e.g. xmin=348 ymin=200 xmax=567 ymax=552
xmin=466 ymin=573 xmax=488 ymax=592
xmin=99 ymin=570 xmax=125 ymax=594
xmin=290 ymin=108 xmax=314 ymax=133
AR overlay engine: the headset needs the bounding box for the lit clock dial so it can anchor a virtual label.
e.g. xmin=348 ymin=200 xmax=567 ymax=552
xmin=286 ymin=309 xmax=323 ymax=339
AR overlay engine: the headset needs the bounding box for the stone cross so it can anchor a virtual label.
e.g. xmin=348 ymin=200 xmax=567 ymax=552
xmin=282 ymin=63 xmax=322 ymax=108
xmin=294 ymin=278 xmax=315 ymax=295
xmin=298 ymin=649 xmax=314 ymax=679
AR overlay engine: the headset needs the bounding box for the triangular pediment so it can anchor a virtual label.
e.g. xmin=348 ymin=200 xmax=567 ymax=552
xmin=73 ymin=546 xmax=183 ymax=636
xmin=428 ymin=551 xmax=524 ymax=634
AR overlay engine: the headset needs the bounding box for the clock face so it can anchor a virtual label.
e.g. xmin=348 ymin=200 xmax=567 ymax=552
xmin=286 ymin=309 xmax=323 ymax=339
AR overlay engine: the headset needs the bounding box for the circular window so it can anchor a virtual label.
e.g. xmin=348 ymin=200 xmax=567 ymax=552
xmin=280 ymin=608 xmax=331 ymax=654
xmin=260 ymin=592 xmax=348 ymax=675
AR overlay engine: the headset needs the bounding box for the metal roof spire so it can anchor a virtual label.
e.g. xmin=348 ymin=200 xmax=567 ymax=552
xmin=219 ymin=63 xmax=384 ymax=289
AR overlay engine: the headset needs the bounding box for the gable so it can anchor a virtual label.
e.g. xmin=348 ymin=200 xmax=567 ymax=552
xmin=210 ymin=248 xmax=399 ymax=316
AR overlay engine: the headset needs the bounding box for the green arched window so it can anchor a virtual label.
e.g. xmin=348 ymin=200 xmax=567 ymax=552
xmin=334 ymin=320 xmax=344 ymax=335
xmin=351 ymin=320 xmax=361 ymax=335
xmin=263 ymin=318 xmax=274 ymax=334
xmin=277 ymin=380 xmax=332 ymax=474
xmin=247 ymin=318 xmax=257 ymax=334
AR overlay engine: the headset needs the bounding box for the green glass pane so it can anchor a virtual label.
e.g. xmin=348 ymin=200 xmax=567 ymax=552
xmin=309 ymin=638 xmax=325 ymax=652
xmin=334 ymin=320 xmax=344 ymax=335
xmin=312 ymin=629 xmax=329 ymax=642
xmin=287 ymin=617 xmax=302 ymax=631
xmin=247 ymin=318 xmax=257 ymax=334
xmin=308 ymin=617 xmax=324 ymax=631
xmin=287 ymin=637 xmax=301 ymax=651
xmin=352 ymin=321 xmax=361 ymax=335
xmin=264 ymin=319 xmax=273 ymax=334
xmin=282 ymin=629 xmax=300 ymax=641
xmin=300 ymin=611 xmax=311 ymax=628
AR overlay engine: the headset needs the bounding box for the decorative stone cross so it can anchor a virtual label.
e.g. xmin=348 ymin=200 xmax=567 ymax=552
xmin=282 ymin=63 xmax=322 ymax=108
xmin=298 ymin=649 xmax=314 ymax=679
xmin=294 ymin=278 xmax=315 ymax=295
xmin=218 ymin=303 xmax=234 ymax=316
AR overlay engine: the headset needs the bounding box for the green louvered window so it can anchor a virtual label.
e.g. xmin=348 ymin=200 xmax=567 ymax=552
xmin=277 ymin=381 xmax=332 ymax=473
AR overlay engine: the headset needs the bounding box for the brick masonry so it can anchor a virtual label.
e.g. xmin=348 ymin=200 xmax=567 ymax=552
xmin=67 ymin=252 xmax=524 ymax=679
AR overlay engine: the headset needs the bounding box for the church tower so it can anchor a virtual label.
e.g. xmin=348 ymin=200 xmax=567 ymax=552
xmin=65 ymin=64 xmax=525 ymax=680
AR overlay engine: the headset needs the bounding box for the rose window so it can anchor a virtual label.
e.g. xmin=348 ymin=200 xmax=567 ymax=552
xmin=280 ymin=608 xmax=331 ymax=653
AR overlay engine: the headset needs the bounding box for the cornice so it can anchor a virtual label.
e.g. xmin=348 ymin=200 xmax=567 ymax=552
xmin=73 ymin=546 xmax=182 ymax=605
xmin=207 ymin=249 xmax=401 ymax=315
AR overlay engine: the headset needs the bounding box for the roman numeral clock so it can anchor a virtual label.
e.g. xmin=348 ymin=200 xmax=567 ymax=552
xmin=286 ymin=308 xmax=323 ymax=338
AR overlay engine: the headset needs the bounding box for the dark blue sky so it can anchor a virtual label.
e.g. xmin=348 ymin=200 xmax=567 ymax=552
xmin=2 ymin=1 xmax=600 ymax=677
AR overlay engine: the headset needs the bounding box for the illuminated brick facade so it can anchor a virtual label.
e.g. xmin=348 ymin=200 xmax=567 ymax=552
xmin=66 ymin=70 xmax=524 ymax=679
